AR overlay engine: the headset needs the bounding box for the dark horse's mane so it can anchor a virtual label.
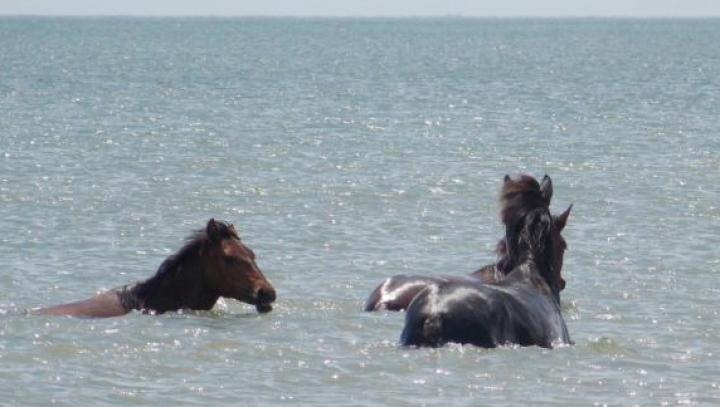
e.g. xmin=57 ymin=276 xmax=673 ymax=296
xmin=130 ymin=221 xmax=239 ymax=304
xmin=492 ymin=238 xmax=510 ymax=274
xmin=499 ymin=174 xmax=561 ymax=299
xmin=500 ymin=175 xmax=551 ymax=223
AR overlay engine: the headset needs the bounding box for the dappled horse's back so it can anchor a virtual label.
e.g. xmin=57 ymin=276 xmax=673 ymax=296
xmin=364 ymin=239 xmax=508 ymax=312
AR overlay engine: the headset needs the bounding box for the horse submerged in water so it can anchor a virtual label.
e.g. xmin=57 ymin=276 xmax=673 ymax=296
xmin=34 ymin=219 xmax=277 ymax=318
xmin=400 ymin=174 xmax=572 ymax=349
xmin=365 ymin=207 xmax=570 ymax=313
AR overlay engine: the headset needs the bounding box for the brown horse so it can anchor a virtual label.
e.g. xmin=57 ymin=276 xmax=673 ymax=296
xmin=401 ymin=175 xmax=572 ymax=348
xmin=34 ymin=219 xmax=277 ymax=318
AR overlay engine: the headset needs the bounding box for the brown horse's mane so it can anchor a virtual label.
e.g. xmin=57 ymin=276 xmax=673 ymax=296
xmin=129 ymin=220 xmax=239 ymax=306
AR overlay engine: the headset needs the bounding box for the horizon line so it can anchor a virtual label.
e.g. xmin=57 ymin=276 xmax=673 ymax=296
xmin=1 ymin=14 xmax=719 ymax=19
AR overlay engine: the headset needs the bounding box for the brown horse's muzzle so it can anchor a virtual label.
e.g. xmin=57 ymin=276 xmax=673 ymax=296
xmin=254 ymin=285 xmax=276 ymax=313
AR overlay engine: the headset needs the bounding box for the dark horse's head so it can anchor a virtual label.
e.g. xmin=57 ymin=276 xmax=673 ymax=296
xmin=133 ymin=219 xmax=277 ymax=313
xmin=499 ymin=174 xmax=572 ymax=302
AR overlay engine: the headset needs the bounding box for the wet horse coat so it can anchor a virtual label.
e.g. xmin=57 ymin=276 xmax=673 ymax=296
xmin=400 ymin=175 xmax=572 ymax=348
xmin=365 ymin=220 xmax=567 ymax=313
xmin=363 ymin=241 xmax=507 ymax=312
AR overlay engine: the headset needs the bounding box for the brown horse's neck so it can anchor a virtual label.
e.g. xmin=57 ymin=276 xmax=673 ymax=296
xmin=129 ymin=255 xmax=220 ymax=313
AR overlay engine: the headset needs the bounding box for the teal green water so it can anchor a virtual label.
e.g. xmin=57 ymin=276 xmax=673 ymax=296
xmin=1 ymin=17 xmax=719 ymax=405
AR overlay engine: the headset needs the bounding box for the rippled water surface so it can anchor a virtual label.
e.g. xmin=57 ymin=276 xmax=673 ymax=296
xmin=1 ymin=17 xmax=719 ymax=406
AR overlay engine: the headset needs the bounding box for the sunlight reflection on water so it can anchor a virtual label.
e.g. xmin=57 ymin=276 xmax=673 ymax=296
xmin=1 ymin=17 xmax=720 ymax=406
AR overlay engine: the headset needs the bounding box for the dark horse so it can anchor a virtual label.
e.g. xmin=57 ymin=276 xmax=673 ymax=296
xmin=34 ymin=219 xmax=277 ymax=318
xmin=400 ymin=175 xmax=572 ymax=348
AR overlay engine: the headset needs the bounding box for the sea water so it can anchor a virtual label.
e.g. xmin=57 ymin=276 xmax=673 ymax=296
xmin=1 ymin=17 xmax=719 ymax=406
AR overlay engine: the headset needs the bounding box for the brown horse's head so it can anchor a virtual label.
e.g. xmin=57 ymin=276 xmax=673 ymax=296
xmin=500 ymin=174 xmax=572 ymax=301
xmin=202 ymin=219 xmax=276 ymax=313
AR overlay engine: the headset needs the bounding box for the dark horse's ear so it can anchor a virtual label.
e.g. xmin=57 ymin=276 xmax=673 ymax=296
xmin=555 ymin=204 xmax=573 ymax=232
xmin=206 ymin=218 xmax=221 ymax=241
xmin=504 ymin=174 xmax=511 ymax=184
xmin=539 ymin=175 xmax=553 ymax=206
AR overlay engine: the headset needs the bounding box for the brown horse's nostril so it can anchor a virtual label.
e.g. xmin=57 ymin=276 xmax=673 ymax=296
xmin=256 ymin=287 xmax=276 ymax=304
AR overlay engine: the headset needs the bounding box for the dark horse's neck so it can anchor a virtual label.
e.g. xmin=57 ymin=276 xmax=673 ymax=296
xmin=504 ymin=232 xmax=562 ymax=304
xmin=531 ymin=257 xmax=561 ymax=300
xmin=127 ymin=254 xmax=219 ymax=314
xmin=511 ymin=248 xmax=562 ymax=304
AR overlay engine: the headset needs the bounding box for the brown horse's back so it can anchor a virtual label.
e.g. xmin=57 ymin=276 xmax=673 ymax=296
xmin=33 ymin=290 xmax=130 ymax=318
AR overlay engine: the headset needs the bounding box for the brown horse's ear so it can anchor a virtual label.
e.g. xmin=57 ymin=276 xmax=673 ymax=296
xmin=206 ymin=218 xmax=221 ymax=241
xmin=540 ymin=175 xmax=553 ymax=206
xmin=229 ymin=223 xmax=239 ymax=238
xmin=504 ymin=174 xmax=511 ymax=184
xmin=555 ymin=204 xmax=573 ymax=232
